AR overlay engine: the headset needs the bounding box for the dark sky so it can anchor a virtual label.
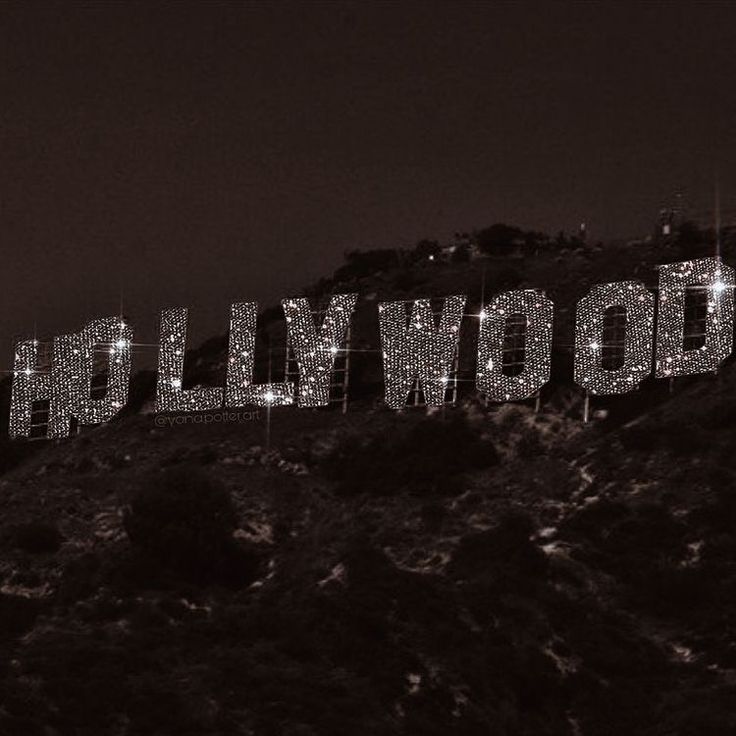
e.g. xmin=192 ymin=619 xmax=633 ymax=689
xmin=1 ymin=2 xmax=735 ymax=365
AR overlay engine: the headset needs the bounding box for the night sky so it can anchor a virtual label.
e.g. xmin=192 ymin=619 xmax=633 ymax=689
xmin=1 ymin=2 xmax=735 ymax=365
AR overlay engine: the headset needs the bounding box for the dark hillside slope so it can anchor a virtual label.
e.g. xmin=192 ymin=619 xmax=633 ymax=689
xmin=0 ymin=228 xmax=735 ymax=735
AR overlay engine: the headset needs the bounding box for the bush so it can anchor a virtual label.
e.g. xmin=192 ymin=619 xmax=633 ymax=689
xmin=323 ymin=415 xmax=497 ymax=496
xmin=0 ymin=437 xmax=41 ymax=476
xmin=0 ymin=593 xmax=42 ymax=642
xmin=123 ymin=466 xmax=257 ymax=584
xmin=9 ymin=521 xmax=63 ymax=554
xmin=333 ymin=249 xmax=400 ymax=282
xmin=476 ymin=223 xmax=523 ymax=253
xmin=449 ymin=512 xmax=548 ymax=583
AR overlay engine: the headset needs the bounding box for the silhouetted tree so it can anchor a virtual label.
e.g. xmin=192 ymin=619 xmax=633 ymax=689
xmin=476 ymin=223 xmax=523 ymax=253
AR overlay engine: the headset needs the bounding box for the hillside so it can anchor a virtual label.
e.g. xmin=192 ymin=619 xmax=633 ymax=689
xmin=0 ymin=227 xmax=735 ymax=735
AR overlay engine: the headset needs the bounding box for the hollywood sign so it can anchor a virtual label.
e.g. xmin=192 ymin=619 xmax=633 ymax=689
xmin=7 ymin=257 xmax=734 ymax=438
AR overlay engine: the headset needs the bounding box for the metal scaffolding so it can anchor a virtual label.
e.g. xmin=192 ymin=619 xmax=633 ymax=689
xmin=482 ymin=311 xmax=542 ymax=410
xmin=683 ymin=285 xmax=709 ymax=352
xmin=90 ymin=343 xmax=111 ymax=401
xmin=600 ymin=305 xmax=627 ymax=371
xmin=27 ymin=337 xmax=53 ymax=439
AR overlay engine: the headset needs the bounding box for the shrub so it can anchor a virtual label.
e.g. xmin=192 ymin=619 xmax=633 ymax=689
xmin=333 ymin=249 xmax=400 ymax=282
xmin=0 ymin=437 xmax=41 ymax=475
xmin=9 ymin=521 xmax=63 ymax=554
xmin=449 ymin=512 xmax=548 ymax=583
xmin=0 ymin=593 xmax=42 ymax=641
xmin=619 ymin=423 xmax=658 ymax=452
xmin=123 ymin=465 xmax=257 ymax=584
xmin=476 ymin=223 xmax=523 ymax=253
xmin=323 ymin=415 xmax=497 ymax=496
